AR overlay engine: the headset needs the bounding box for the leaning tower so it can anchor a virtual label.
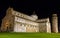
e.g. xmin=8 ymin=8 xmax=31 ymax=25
xmin=52 ymin=14 xmax=58 ymax=33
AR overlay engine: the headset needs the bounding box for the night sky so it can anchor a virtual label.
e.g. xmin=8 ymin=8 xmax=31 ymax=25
xmin=0 ymin=0 xmax=60 ymax=32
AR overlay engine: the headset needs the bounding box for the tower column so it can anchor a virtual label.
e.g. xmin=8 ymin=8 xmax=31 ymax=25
xmin=52 ymin=14 xmax=58 ymax=33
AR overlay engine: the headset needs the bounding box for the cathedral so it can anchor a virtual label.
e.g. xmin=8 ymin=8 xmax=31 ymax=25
xmin=1 ymin=7 xmax=58 ymax=33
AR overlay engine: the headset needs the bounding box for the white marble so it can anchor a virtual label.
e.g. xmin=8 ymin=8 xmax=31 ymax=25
xmin=14 ymin=23 xmax=26 ymax=32
xmin=15 ymin=16 xmax=39 ymax=26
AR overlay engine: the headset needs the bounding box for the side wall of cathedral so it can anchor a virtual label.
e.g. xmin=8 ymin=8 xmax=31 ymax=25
xmin=37 ymin=18 xmax=51 ymax=33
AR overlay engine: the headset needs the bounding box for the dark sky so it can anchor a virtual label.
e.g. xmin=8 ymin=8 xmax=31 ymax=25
xmin=0 ymin=0 xmax=60 ymax=32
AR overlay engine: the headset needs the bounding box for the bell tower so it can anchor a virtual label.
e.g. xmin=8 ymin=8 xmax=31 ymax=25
xmin=52 ymin=14 xmax=58 ymax=33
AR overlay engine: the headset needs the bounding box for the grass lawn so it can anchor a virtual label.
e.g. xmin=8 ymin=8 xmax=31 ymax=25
xmin=0 ymin=32 xmax=60 ymax=38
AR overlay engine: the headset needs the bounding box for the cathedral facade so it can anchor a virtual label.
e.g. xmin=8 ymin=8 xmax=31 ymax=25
xmin=1 ymin=7 xmax=58 ymax=33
